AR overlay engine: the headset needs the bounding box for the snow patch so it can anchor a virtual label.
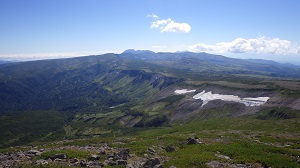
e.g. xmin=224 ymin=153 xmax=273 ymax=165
xmin=174 ymin=89 xmax=196 ymax=94
xmin=192 ymin=90 xmax=270 ymax=107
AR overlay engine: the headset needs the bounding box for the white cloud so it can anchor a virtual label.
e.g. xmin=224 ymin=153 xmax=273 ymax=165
xmin=189 ymin=37 xmax=300 ymax=55
xmin=147 ymin=14 xmax=158 ymax=19
xmin=148 ymin=15 xmax=191 ymax=33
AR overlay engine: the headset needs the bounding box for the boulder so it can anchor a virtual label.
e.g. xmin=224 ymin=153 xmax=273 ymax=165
xmin=69 ymin=158 xmax=79 ymax=163
xmin=80 ymin=160 xmax=87 ymax=167
xmin=35 ymin=159 xmax=48 ymax=165
xmin=148 ymin=147 xmax=155 ymax=153
xmin=186 ymin=137 xmax=201 ymax=145
xmin=214 ymin=154 xmax=231 ymax=160
xmin=99 ymin=148 xmax=106 ymax=155
xmin=87 ymin=161 xmax=104 ymax=167
xmin=143 ymin=157 xmax=160 ymax=168
xmin=104 ymin=159 xmax=117 ymax=166
xmin=165 ymin=145 xmax=175 ymax=152
xmin=28 ymin=150 xmax=42 ymax=156
xmin=49 ymin=153 xmax=67 ymax=161
xmin=88 ymin=154 xmax=100 ymax=161
xmin=154 ymin=164 xmax=164 ymax=168
xmin=116 ymin=148 xmax=130 ymax=160
xmin=117 ymin=159 xmax=127 ymax=165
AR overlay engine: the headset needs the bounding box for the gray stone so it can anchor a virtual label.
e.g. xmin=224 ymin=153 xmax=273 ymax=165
xmin=87 ymin=161 xmax=104 ymax=167
xmin=99 ymin=149 xmax=106 ymax=155
xmin=28 ymin=150 xmax=42 ymax=156
xmin=148 ymin=147 xmax=155 ymax=153
xmin=117 ymin=159 xmax=127 ymax=165
xmin=80 ymin=160 xmax=87 ymax=167
xmin=165 ymin=145 xmax=175 ymax=152
xmin=117 ymin=148 xmax=130 ymax=160
xmin=69 ymin=158 xmax=79 ymax=163
xmin=35 ymin=159 xmax=48 ymax=165
xmin=154 ymin=164 xmax=164 ymax=168
xmin=49 ymin=153 xmax=67 ymax=160
xmin=186 ymin=137 xmax=200 ymax=145
xmin=105 ymin=159 xmax=117 ymax=166
xmin=54 ymin=158 xmax=63 ymax=162
xmin=214 ymin=154 xmax=231 ymax=160
xmin=127 ymin=161 xmax=142 ymax=168
xmin=88 ymin=154 xmax=100 ymax=161
xmin=143 ymin=157 xmax=160 ymax=168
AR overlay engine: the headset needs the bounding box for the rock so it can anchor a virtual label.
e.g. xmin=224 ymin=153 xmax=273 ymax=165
xmin=49 ymin=153 xmax=67 ymax=161
xmin=35 ymin=159 xmax=48 ymax=165
xmin=80 ymin=160 xmax=87 ymax=167
xmin=69 ymin=158 xmax=79 ymax=163
xmin=117 ymin=159 xmax=127 ymax=165
xmin=214 ymin=154 xmax=231 ymax=160
xmin=169 ymin=166 xmax=176 ymax=168
xmin=28 ymin=150 xmax=42 ymax=156
xmin=186 ymin=137 xmax=201 ymax=145
xmin=88 ymin=154 xmax=100 ymax=161
xmin=105 ymin=159 xmax=117 ymax=166
xmin=154 ymin=164 xmax=164 ymax=168
xmin=112 ymin=148 xmax=130 ymax=160
xmin=99 ymin=148 xmax=106 ymax=155
xmin=106 ymin=154 xmax=115 ymax=160
xmin=54 ymin=158 xmax=62 ymax=162
xmin=143 ymin=157 xmax=160 ymax=168
xmin=127 ymin=160 xmax=143 ymax=168
xmin=148 ymin=147 xmax=156 ymax=153
xmin=165 ymin=145 xmax=175 ymax=152
xmin=87 ymin=161 xmax=104 ymax=167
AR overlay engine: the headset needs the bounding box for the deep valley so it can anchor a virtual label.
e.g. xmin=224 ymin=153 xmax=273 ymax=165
xmin=0 ymin=50 xmax=299 ymax=168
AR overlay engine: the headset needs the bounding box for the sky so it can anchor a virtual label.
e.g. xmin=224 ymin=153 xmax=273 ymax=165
xmin=0 ymin=0 xmax=300 ymax=63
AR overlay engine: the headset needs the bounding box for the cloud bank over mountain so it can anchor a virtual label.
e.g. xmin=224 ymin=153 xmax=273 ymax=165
xmin=189 ymin=37 xmax=300 ymax=55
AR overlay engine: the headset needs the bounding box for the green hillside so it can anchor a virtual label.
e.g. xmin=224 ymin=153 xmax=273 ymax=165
xmin=0 ymin=52 xmax=299 ymax=167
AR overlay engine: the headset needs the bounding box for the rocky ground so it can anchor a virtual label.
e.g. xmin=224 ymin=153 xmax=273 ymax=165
xmin=0 ymin=137 xmax=267 ymax=168
xmin=0 ymin=142 xmax=165 ymax=168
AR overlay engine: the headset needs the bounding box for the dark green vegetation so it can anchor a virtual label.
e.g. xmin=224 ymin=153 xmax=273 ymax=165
xmin=0 ymin=110 xmax=66 ymax=148
xmin=0 ymin=50 xmax=300 ymax=167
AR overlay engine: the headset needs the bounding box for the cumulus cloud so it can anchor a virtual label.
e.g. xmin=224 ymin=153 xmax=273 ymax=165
xmin=147 ymin=14 xmax=158 ymax=19
xmin=189 ymin=37 xmax=300 ymax=55
xmin=147 ymin=14 xmax=191 ymax=33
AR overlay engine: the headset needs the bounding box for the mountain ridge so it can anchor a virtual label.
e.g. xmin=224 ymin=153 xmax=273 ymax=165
xmin=0 ymin=50 xmax=300 ymax=149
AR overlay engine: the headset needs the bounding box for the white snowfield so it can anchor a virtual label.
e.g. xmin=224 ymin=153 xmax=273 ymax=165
xmin=174 ymin=89 xmax=270 ymax=107
xmin=174 ymin=89 xmax=196 ymax=94
xmin=193 ymin=90 xmax=270 ymax=107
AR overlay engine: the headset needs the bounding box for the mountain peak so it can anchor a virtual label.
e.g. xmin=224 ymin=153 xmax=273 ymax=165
xmin=122 ymin=49 xmax=155 ymax=54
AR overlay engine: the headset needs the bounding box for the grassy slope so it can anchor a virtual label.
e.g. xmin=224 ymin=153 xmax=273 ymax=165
xmin=0 ymin=110 xmax=67 ymax=148
xmin=110 ymin=117 xmax=300 ymax=167
xmin=10 ymin=116 xmax=299 ymax=168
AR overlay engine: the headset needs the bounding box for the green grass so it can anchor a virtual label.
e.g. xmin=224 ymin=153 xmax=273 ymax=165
xmin=4 ymin=116 xmax=300 ymax=168
xmin=110 ymin=117 xmax=300 ymax=168
xmin=0 ymin=110 xmax=66 ymax=148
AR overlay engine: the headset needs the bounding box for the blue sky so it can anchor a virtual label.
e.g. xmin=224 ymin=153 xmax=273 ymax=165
xmin=0 ymin=0 xmax=300 ymax=63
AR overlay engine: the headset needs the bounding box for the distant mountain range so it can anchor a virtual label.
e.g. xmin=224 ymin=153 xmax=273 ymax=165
xmin=120 ymin=50 xmax=300 ymax=78
xmin=0 ymin=60 xmax=14 ymax=64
